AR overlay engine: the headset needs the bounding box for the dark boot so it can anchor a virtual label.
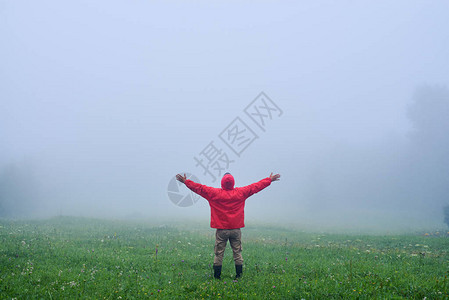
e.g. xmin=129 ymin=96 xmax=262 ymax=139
xmin=235 ymin=264 xmax=243 ymax=279
xmin=213 ymin=265 xmax=222 ymax=279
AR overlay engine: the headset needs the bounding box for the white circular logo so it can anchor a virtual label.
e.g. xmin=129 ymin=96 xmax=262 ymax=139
xmin=167 ymin=173 xmax=201 ymax=207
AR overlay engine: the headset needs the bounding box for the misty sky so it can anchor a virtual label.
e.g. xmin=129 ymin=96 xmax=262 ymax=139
xmin=1 ymin=1 xmax=449 ymax=230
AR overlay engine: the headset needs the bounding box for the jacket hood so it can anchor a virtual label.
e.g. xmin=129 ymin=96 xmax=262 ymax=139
xmin=221 ymin=173 xmax=235 ymax=190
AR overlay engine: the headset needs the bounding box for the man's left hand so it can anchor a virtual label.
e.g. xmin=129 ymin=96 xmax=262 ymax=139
xmin=176 ymin=173 xmax=187 ymax=183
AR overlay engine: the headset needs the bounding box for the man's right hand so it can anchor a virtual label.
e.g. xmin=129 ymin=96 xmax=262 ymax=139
xmin=176 ymin=173 xmax=187 ymax=183
xmin=269 ymin=173 xmax=281 ymax=182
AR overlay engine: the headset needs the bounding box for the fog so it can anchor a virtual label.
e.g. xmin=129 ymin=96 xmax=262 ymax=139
xmin=1 ymin=1 xmax=449 ymax=231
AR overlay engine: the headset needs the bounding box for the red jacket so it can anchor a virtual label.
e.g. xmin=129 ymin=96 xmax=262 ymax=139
xmin=185 ymin=174 xmax=272 ymax=229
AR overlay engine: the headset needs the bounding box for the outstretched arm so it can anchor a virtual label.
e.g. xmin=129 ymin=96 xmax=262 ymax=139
xmin=240 ymin=172 xmax=281 ymax=198
xmin=175 ymin=173 xmax=216 ymax=200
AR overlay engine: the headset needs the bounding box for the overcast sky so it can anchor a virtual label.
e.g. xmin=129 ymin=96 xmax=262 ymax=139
xmin=1 ymin=1 xmax=449 ymax=230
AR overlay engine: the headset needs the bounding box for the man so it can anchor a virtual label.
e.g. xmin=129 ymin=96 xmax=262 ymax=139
xmin=175 ymin=172 xmax=281 ymax=279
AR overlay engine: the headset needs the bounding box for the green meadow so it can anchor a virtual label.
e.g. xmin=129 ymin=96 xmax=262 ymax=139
xmin=1 ymin=217 xmax=448 ymax=299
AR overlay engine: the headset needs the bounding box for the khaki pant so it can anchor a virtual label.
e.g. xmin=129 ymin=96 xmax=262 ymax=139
xmin=213 ymin=228 xmax=243 ymax=266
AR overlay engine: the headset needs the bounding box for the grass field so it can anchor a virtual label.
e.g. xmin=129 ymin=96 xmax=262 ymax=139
xmin=1 ymin=217 xmax=448 ymax=299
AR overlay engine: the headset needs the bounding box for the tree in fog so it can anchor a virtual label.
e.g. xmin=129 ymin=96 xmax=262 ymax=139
xmin=0 ymin=161 xmax=40 ymax=218
xmin=405 ymin=86 xmax=449 ymax=217
xmin=444 ymin=205 xmax=449 ymax=228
